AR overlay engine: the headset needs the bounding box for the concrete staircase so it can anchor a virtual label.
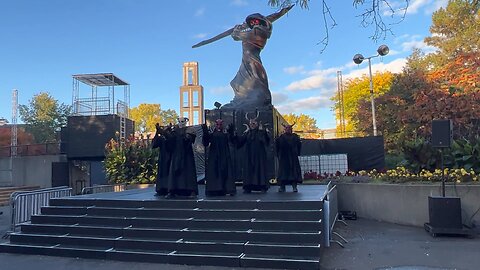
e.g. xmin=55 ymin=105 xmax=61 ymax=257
xmin=0 ymin=196 xmax=324 ymax=269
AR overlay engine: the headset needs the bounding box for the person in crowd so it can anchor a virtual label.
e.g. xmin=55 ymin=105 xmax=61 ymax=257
xmin=152 ymin=123 xmax=173 ymax=196
xmin=236 ymin=112 xmax=270 ymax=193
xmin=275 ymin=122 xmax=302 ymax=192
xmin=165 ymin=117 xmax=198 ymax=199
xmin=202 ymin=119 xmax=236 ymax=196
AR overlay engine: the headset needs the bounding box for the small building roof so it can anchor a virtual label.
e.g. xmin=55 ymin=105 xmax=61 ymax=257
xmin=72 ymin=73 xmax=129 ymax=86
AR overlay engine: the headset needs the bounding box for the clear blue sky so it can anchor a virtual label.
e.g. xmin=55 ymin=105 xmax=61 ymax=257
xmin=0 ymin=0 xmax=446 ymax=129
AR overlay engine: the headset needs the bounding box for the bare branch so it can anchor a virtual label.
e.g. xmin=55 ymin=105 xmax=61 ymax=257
xmin=267 ymin=0 xmax=410 ymax=50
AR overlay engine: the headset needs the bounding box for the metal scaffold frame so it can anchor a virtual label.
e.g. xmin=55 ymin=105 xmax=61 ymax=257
xmin=72 ymin=73 xmax=130 ymax=141
xmin=11 ymin=89 xmax=18 ymax=156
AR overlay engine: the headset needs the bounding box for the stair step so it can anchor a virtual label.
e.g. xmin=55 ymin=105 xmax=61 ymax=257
xmin=9 ymin=233 xmax=246 ymax=255
xmin=20 ymin=223 xmax=322 ymax=245
xmin=49 ymin=197 xmax=323 ymax=211
xmin=240 ymin=255 xmax=320 ymax=270
xmin=31 ymin=214 xmax=322 ymax=232
xmin=0 ymin=243 xmax=243 ymax=267
xmin=41 ymin=206 xmax=322 ymax=221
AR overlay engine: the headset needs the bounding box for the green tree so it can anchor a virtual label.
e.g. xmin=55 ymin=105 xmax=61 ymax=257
xmin=19 ymin=92 xmax=71 ymax=143
xmin=332 ymin=72 xmax=394 ymax=135
xmin=282 ymin=113 xmax=322 ymax=138
xmin=129 ymin=104 xmax=179 ymax=133
xmin=424 ymin=0 xmax=480 ymax=67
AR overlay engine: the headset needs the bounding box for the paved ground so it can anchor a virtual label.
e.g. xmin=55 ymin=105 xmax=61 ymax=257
xmin=0 ymin=205 xmax=478 ymax=270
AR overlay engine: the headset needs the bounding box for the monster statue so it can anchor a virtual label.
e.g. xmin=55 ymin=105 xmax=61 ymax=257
xmin=193 ymin=5 xmax=294 ymax=109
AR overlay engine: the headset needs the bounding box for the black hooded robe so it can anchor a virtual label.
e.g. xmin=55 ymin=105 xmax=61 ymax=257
xmin=151 ymin=131 xmax=171 ymax=195
xmin=203 ymin=129 xmax=236 ymax=196
xmin=237 ymin=129 xmax=270 ymax=192
xmin=275 ymin=133 xmax=302 ymax=186
xmin=167 ymin=127 xmax=198 ymax=196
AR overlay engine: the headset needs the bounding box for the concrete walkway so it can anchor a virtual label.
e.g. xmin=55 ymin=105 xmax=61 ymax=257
xmin=0 ymin=206 xmax=478 ymax=270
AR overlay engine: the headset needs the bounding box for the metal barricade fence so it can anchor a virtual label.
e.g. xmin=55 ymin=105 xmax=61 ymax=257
xmin=9 ymin=186 xmax=72 ymax=234
xmin=323 ymin=182 xmax=340 ymax=247
xmin=81 ymin=184 xmax=126 ymax=195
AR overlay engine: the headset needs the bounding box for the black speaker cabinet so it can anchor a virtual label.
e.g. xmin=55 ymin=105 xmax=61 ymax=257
xmin=428 ymin=196 xmax=462 ymax=229
xmin=432 ymin=119 xmax=452 ymax=148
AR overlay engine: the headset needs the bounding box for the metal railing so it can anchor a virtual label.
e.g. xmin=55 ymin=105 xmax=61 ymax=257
xmin=81 ymin=184 xmax=126 ymax=195
xmin=8 ymin=186 xmax=72 ymax=235
xmin=323 ymin=183 xmax=347 ymax=248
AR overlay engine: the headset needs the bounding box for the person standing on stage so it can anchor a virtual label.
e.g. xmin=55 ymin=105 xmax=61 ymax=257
xmin=152 ymin=123 xmax=173 ymax=196
xmin=165 ymin=117 xmax=198 ymax=199
xmin=275 ymin=122 xmax=302 ymax=192
xmin=236 ymin=112 xmax=270 ymax=193
xmin=202 ymin=119 xmax=236 ymax=196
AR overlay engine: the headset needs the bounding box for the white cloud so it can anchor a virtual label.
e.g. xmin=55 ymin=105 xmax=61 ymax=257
xmin=385 ymin=0 xmax=447 ymax=15
xmin=194 ymin=7 xmax=206 ymax=17
xmin=276 ymin=96 xmax=332 ymax=113
xmin=193 ymin=33 xmax=208 ymax=39
xmin=231 ymin=0 xmax=248 ymax=7
xmin=406 ymin=0 xmax=431 ymax=14
xmin=271 ymin=91 xmax=289 ymax=104
xmin=425 ymin=0 xmax=448 ymax=14
xmin=283 ymin=66 xmax=305 ymax=75
xmin=285 ymin=67 xmax=338 ymax=92
xmin=396 ymin=34 xmax=436 ymax=53
xmin=209 ymin=85 xmax=231 ymax=95
xmin=346 ymin=58 xmax=407 ymax=79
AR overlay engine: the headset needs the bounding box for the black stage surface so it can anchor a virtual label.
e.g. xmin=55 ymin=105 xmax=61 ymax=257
xmin=74 ymin=185 xmax=328 ymax=202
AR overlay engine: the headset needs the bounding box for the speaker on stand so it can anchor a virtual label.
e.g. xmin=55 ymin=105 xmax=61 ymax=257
xmin=424 ymin=120 xmax=473 ymax=237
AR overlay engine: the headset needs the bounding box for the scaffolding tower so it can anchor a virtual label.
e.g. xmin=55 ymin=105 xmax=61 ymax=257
xmin=72 ymin=73 xmax=130 ymax=141
xmin=11 ymin=89 xmax=18 ymax=156
xmin=336 ymin=71 xmax=346 ymax=137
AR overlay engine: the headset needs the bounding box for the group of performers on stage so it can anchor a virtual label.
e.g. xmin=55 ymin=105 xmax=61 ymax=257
xmin=152 ymin=113 xmax=302 ymax=199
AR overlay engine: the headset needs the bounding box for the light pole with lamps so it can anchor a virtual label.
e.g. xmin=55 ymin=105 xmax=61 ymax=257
xmin=353 ymin=44 xmax=389 ymax=136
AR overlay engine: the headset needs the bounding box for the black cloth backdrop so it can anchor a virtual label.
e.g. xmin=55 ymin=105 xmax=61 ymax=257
xmin=300 ymin=136 xmax=385 ymax=171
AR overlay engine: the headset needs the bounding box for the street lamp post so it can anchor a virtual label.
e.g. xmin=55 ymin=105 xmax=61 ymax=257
xmin=353 ymin=44 xmax=389 ymax=136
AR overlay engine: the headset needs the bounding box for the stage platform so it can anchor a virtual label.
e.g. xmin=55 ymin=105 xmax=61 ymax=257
xmin=75 ymin=185 xmax=328 ymax=202
xmin=0 ymin=185 xmax=329 ymax=270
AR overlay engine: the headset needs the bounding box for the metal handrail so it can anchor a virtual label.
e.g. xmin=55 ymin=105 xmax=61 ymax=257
xmin=7 ymin=186 xmax=72 ymax=235
xmin=81 ymin=184 xmax=126 ymax=195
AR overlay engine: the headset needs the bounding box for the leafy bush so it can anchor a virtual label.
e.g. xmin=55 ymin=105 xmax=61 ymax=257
xmin=103 ymin=134 xmax=158 ymax=184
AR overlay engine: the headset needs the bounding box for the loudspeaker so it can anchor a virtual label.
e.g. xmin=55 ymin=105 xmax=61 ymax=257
xmin=428 ymin=196 xmax=462 ymax=229
xmin=432 ymin=119 xmax=452 ymax=148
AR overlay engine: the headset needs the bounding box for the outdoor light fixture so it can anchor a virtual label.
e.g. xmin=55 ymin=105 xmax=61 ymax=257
xmin=214 ymin=102 xmax=222 ymax=109
xmin=352 ymin=44 xmax=390 ymax=136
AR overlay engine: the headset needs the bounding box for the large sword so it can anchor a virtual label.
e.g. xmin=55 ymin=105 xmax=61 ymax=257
xmin=192 ymin=25 xmax=243 ymax=49
xmin=192 ymin=5 xmax=293 ymax=49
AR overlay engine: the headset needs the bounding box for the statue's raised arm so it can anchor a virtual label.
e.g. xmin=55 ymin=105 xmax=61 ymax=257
xmin=266 ymin=4 xmax=294 ymax=23
xmin=192 ymin=5 xmax=294 ymax=109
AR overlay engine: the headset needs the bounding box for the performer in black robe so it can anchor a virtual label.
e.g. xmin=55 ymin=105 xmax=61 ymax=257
xmin=275 ymin=123 xmax=302 ymax=192
xmin=236 ymin=112 xmax=270 ymax=193
xmin=152 ymin=123 xmax=173 ymax=196
xmin=202 ymin=119 xmax=236 ymax=196
xmin=165 ymin=117 xmax=198 ymax=199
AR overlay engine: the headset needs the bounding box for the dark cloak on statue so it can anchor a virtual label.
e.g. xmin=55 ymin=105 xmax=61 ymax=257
xmin=167 ymin=127 xmax=198 ymax=196
xmin=202 ymin=124 xmax=236 ymax=196
xmin=275 ymin=132 xmax=302 ymax=185
xmin=151 ymin=126 xmax=172 ymax=195
xmin=236 ymin=128 xmax=270 ymax=192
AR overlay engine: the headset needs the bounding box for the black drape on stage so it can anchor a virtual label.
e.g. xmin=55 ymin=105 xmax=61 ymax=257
xmin=301 ymin=136 xmax=385 ymax=171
